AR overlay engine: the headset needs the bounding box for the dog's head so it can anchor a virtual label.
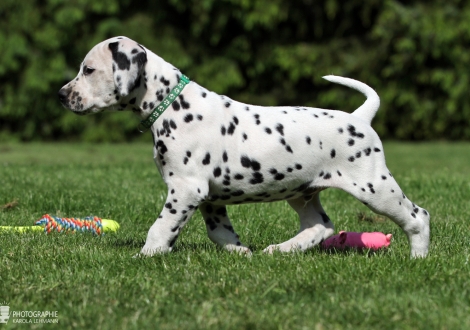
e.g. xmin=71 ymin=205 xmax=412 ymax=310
xmin=58 ymin=36 xmax=147 ymax=115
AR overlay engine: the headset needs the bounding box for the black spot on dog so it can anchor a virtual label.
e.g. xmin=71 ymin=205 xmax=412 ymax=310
xmin=250 ymin=172 xmax=264 ymax=184
xmin=221 ymin=126 xmax=226 ymax=136
xmin=234 ymin=174 xmax=244 ymax=180
xmin=227 ymin=122 xmax=236 ymax=135
xmin=347 ymin=125 xmax=357 ymax=136
xmin=216 ymin=207 xmax=227 ymax=217
xmin=223 ymin=151 xmax=228 ymax=162
xmin=108 ymin=42 xmax=130 ymax=70
xmin=254 ymin=114 xmax=260 ymax=125
xmin=202 ymin=92 xmax=207 ymax=98
xmin=205 ymin=218 xmax=217 ymax=230
xmin=306 ymin=136 xmax=311 ymax=145
xmin=265 ymin=127 xmax=272 ymax=134
xmin=179 ymin=95 xmax=190 ymax=109
xmin=160 ymin=76 xmax=170 ymax=86
xmin=206 ymin=204 xmax=213 ymax=214
xmin=276 ymin=123 xmax=284 ymax=136
xmin=213 ymin=167 xmax=222 ymax=177
xmin=240 ymin=156 xmax=261 ymax=171
xmin=172 ymin=100 xmax=181 ymax=110
xmin=348 ymin=139 xmax=355 ymax=146
xmin=202 ymin=153 xmax=211 ymax=165
xmin=330 ymin=149 xmax=336 ymax=158
xmin=223 ymin=225 xmax=235 ymax=233
xmin=320 ymin=213 xmax=330 ymax=223
xmin=184 ymin=114 xmax=194 ymax=123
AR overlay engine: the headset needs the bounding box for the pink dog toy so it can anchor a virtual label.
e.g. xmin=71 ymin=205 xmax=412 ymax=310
xmin=321 ymin=231 xmax=392 ymax=250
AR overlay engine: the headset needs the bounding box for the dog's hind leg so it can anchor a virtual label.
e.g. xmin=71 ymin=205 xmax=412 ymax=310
xmin=341 ymin=171 xmax=430 ymax=258
xmin=200 ymin=203 xmax=251 ymax=254
xmin=263 ymin=193 xmax=335 ymax=253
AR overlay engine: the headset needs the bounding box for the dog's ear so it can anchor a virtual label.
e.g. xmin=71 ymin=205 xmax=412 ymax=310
xmin=108 ymin=40 xmax=147 ymax=97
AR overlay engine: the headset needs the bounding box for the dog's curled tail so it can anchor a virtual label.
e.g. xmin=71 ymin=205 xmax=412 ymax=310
xmin=322 ymin=75 xmax=380 ymax=125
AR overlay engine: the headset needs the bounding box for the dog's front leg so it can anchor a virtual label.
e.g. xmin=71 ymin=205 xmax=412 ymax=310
xmin=139 ymin=179 xmax=206 ymax=256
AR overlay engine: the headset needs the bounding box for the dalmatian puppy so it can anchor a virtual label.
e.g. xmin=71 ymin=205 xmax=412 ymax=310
xmin=58 ymin=36 xmax=430 ymax=258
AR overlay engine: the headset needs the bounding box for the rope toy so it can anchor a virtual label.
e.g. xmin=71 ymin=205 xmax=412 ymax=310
xmin=0 ymin=214 xmax=119 ymax=235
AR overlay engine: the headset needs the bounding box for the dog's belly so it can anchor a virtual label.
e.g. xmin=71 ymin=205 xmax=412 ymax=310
xmin=206 ymin=176 xmax=325 ymax=205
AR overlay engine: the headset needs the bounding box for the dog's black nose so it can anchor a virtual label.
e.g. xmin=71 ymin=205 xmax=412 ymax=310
xmin=58 ymin=88 xmax=69 ymax=104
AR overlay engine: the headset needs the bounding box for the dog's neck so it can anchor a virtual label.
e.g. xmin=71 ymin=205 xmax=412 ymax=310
xmin=129 ymin=51 xmax=184 ymax=120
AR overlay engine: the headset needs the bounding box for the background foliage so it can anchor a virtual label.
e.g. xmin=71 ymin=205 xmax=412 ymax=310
xmin=1 ymin=0 xmax=469 ymax=141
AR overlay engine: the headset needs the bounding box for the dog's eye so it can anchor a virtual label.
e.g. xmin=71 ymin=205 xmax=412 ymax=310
xmin=83 ymin=66 xmax=95 ymax=76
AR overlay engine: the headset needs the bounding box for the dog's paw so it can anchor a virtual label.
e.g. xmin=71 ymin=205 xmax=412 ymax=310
xmin=225 ymin=244 xmax=252 ymax=256
xmin=263 ymin=244 xmax=290 ymax=254
xmin=263 ymin=245 xmax=278 ymax=254
xmin=137 ymin=245 xmax=171 ymax=257
xmin=263 ymin=243 xmax=301 ymax=254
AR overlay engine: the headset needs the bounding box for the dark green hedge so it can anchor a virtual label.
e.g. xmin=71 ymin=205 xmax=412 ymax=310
xmin=1 ymin=0 xmax=469 ymax=141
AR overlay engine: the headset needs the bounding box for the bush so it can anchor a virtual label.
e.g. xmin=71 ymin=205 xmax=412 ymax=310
xmin=0 ymin=0 xmax=469 ymax=141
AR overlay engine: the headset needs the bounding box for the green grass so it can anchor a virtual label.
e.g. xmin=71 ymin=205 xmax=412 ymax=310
xmin=0 ymin=142 xmax=469 ymax=330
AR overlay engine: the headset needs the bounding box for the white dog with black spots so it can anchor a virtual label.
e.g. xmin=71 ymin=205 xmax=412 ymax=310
xmin=58 ymin=36 xmax=430 ymax=258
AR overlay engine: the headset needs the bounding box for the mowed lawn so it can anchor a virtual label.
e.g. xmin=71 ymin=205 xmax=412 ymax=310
xmin=0 ymin=142 xmax=469 ymax=330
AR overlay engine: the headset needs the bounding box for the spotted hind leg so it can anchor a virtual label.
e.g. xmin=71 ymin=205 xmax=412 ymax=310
xmin=199 ymin=203 xmax=251 ymax=254
xmin=343 ymin=171 xmax=430 ymax=258
xmin=263 ymin=193 xmax=335 ymax=253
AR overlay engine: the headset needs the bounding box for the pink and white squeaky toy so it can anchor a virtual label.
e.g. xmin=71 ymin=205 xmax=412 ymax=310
xmin=321 ymin=231 xmax=392 ymax=250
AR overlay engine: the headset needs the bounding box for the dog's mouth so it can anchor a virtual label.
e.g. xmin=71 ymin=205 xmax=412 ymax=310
xmin=69 ymin=105 xmax=100 ymax=116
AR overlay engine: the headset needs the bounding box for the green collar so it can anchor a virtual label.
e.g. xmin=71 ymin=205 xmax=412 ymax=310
xmin=138 ymin=74 xmax=190 ymax=132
